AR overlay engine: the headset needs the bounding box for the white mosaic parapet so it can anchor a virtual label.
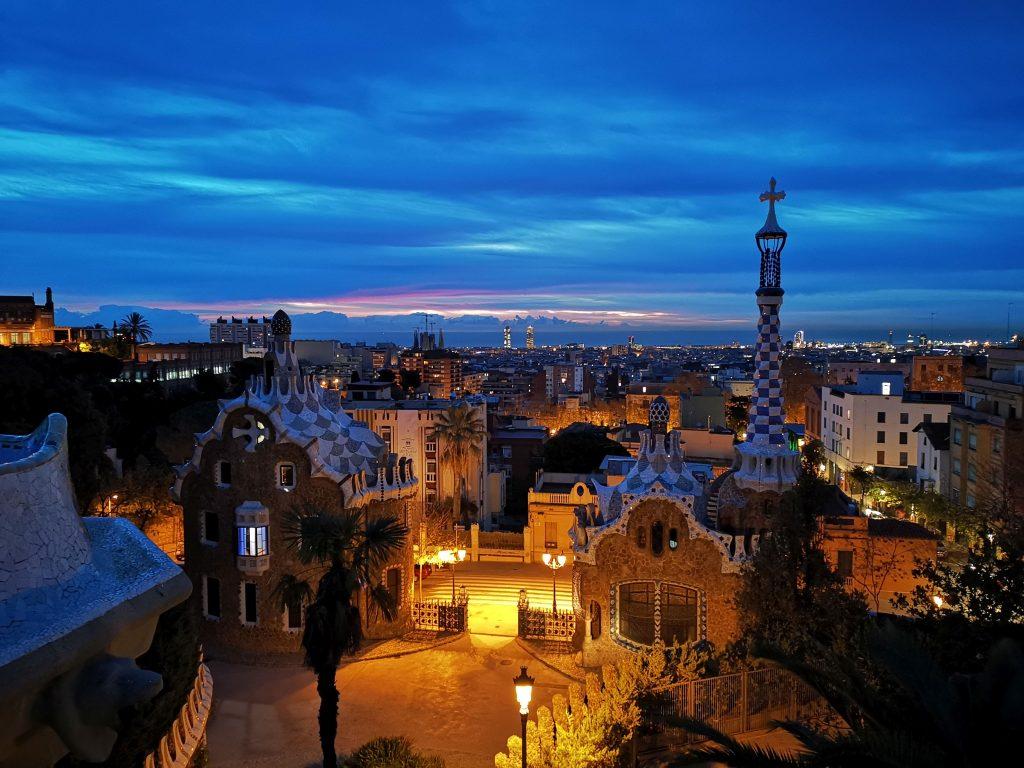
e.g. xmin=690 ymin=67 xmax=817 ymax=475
xmin=0 ymin=414 xmax=91 ymax=600
xmin=0 ymin=414 xmax=192 ymax=768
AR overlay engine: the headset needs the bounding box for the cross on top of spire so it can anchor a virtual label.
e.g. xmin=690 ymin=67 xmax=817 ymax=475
xmin=756 ymin=176 xmax=787 ymax=247
xmin=760 ymin=177 xmax=785 ymax=206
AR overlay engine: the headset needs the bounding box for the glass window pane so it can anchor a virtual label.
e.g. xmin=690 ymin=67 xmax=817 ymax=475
xmin=618 ymin=582 xmax=655 ymax=645
xmin=660 ymin=584 xmax=698 ymax=644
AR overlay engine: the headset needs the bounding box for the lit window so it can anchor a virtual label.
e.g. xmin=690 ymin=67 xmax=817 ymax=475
xmin=237 ymin=525 xmax=269 ymax=557
xmin=881 ymin=382 xmax=891 ymax=396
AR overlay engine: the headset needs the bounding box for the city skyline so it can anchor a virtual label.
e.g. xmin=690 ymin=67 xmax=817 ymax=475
xmin=2 ymin=2 xmax=1023 ymax=341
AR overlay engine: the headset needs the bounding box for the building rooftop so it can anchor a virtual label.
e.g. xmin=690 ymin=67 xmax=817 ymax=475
xmin=914 ymin=421 xmax=950 ymax=450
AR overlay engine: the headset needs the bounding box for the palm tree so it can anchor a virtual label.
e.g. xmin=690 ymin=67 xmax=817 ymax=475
xmin=275 ymin=503 xmax=408 ymax=768
xmin=663 ymin=624 xmax=1024 ymax=768
xmin=119 ymin=311 xmax=152 ymax=361
xmin=429 ymin=403 xmax=486 ymax=525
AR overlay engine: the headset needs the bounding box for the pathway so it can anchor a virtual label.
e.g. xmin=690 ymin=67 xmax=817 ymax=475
xmin=205 ymin=633 xmax=574 ymax=768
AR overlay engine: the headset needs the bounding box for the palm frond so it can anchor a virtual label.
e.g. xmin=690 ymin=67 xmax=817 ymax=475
xmin=366 ymin=582 xmax=399 ymax=623
xmin=271 ymin=573 xmax=313 ymax=612
xmin=663 ymin=716 xmax=804 ymax=767
xmin=361 ymin=514 xmax=408 ymax=569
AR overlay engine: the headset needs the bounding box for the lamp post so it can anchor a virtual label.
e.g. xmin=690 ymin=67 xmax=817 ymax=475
xmin=513 ymin=665 xmax=534 ymax=768
xmin=541 ymin=551 xmax=567 ymax=613
xmin=439 ymin=526 xmax=467 ymax=603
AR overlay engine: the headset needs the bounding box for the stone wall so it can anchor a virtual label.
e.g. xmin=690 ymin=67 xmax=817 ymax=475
xmin=574 ymin=498 xmax=742 ymax=667
xmin=181 ymin=408 xmax=415 ymax=662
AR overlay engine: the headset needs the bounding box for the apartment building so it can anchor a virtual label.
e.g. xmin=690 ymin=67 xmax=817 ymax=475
xmin=948 ymin=346 xmax=1024 ymax=512
xmin=344 ymin=398 xmax=491 ymax=525
xmin=820 ymin=372 xmax=955 ymax=488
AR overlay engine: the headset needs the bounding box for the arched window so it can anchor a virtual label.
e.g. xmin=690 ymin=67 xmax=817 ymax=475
xmin=651 ymin=521 xmax=664 ymax=556
xmin=636 ymin=527 xmax=647 ymax=549
xmin=616 ymin=581 xmax=702 ymax=648
xmin=659 ymin=584 xmax=698 ymax=644
xmin=668 ymin=527 xmax=679 ymax=551
xmin=618 ymin=582 xmax=655 ymax=645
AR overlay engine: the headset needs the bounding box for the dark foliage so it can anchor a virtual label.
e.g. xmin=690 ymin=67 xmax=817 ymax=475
xmin=542 ymin=429 xmax=628 ymax=474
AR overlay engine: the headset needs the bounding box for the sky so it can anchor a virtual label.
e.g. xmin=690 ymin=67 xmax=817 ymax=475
xmin=1 ymin=1 xmax=1023 ymax=344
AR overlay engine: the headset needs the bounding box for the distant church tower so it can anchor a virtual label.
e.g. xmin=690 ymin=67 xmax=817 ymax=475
xmin=731 ymin=178 xmax=799 ymax=493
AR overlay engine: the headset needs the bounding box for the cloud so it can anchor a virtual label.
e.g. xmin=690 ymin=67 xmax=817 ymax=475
xmin=2 ymin=1 xmax=1024 ymax=340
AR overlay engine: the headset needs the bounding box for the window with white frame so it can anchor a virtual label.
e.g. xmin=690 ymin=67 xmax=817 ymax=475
xmin=203 ymin=575 xmax=221 ymax=619
xmin=201 ymin=510 xmax=220 ymax=545
xmin=241 ymin=582 xmax=258 ymax=625
xmin=237 ymin=524 xmax=269 ymax=557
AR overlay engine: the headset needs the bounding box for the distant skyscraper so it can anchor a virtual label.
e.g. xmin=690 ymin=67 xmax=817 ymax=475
xmin=793 ymin=329 xmax=805 ymax=348
xmin=503 ymin=325 xmax=511 ymax=349
xmin=525 ymin=325 xmax=535 ymax=349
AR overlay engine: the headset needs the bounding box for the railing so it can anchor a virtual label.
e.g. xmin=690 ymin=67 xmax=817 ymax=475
xmin=640 ymin=666 xmax=828 ymax=755
xmin=144 ymin=653 xmax=214 ymax=768
xmin=477 ymin=530 xmax=524 ymax=551
xmin=412 ymin=598 xmax=468 ymax=633
xmin=517 ymin=603 xmax=576 ymax=642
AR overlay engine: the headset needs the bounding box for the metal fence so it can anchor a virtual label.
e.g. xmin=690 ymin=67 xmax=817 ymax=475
xmin=517 ymin=605 xmax=576 ymax=642
xmin=412 ymin=598 xmax=468 ymax=633
xmin=640 ymin=666 xmax=829 ymax=755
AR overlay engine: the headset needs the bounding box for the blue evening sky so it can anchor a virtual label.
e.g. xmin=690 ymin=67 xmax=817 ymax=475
xmin=1 ymin=1 xmax=1022 ymax=343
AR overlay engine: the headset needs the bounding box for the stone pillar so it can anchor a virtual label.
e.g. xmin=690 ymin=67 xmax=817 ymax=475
xmin=470 ymin=523 xmax=480 ymax=562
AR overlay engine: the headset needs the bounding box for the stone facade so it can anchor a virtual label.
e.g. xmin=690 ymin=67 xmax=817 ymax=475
xmin=574 ymin=497 xmax=742 ymax=666
xmin=179 ymin=420 xmax=415 ymax=658
xmin=175 ymin=310 xmax=418 ymax=663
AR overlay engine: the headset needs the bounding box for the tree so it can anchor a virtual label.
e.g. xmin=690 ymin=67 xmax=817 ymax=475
xmin=494 ymin=648 xmax=674 ymax=768
xmin=228 ymin=357 xmax=263 ymax=394
xmin=348 ymin=736 xmax=444 ymax=767
xmin=275 ymin=504 xmax=408 ymax=768
xmin=399 ymin=369 xmax=422 ymax=393
xmin=850 ymin=535 xmax=903 ymax=614
xmin=119 ymin=311 xmax=153 ymax=362
xmin=542 ymin=429 xmax=628 ymax=474
xmin=666 ymin=624 xmax=1024 ymax=768
xmin=429 ymin=403 xmax=486 ymax=525
xmin=800 ymin=438 xmax=825 ymax=477
xmin=725 ymin=396 xmax=751 ymax=438
xmin=780 ymin=357 xmax=821 ymax=425
xmin=193 ymin=368 xmax=226 ymax=400
xmin=733 ymin=473 xmax=870 ymax=662
xmin=892 ymin=517 xmax=1024 ymax=675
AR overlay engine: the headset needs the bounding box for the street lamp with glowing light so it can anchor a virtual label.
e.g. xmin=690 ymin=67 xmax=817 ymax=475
xmin=541 ymin=551 xmax=567 ymax=612
xmin=512 ymin=665 xmax=535 ymax=768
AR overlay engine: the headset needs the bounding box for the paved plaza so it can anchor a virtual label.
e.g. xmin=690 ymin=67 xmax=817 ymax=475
xmin=206 ymin=633 xmax=572 ymax=768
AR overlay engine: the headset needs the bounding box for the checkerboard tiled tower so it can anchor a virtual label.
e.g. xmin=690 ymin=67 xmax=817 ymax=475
xmin=732 ymin=178 xmax=800 ymax=492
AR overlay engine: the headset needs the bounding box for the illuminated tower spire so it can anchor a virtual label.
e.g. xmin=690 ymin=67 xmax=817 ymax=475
xmin=732 ymin=178 xmax=799 ymax=492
